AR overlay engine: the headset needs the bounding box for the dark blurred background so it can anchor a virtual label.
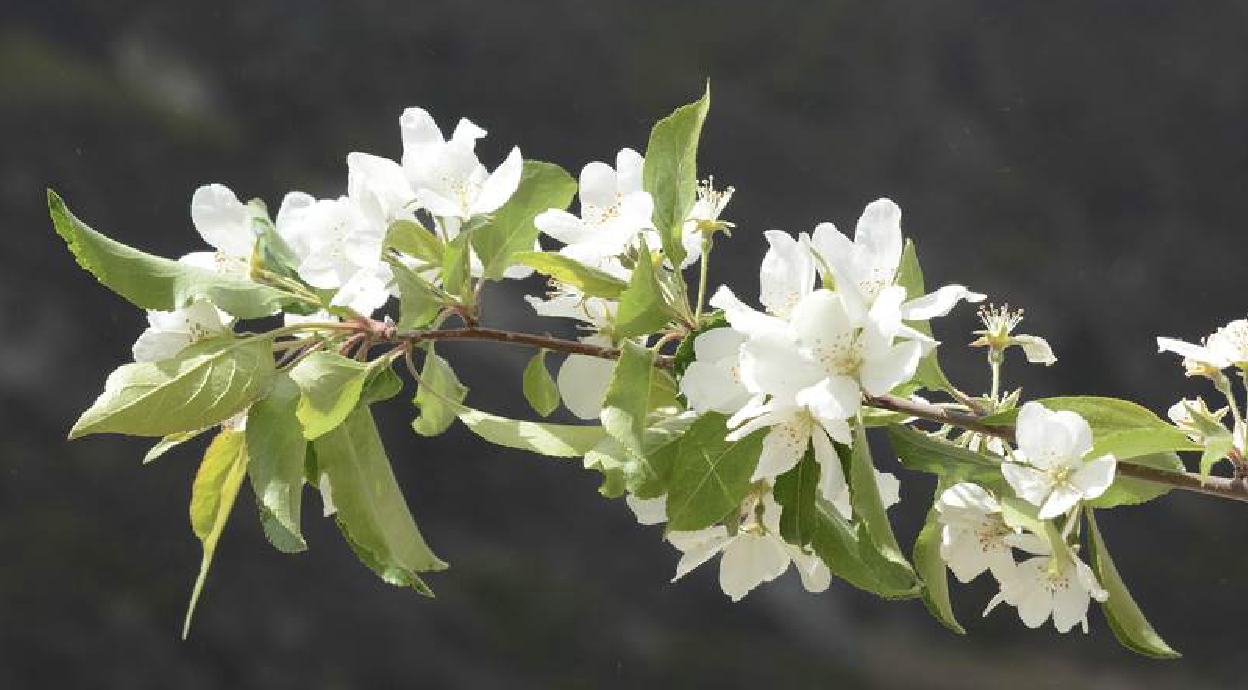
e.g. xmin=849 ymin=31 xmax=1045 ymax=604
xmin=5 ymin=1 xmax=1248 ymax=687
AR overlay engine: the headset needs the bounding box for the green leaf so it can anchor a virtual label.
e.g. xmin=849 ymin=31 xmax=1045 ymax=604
xmin=360 ymin=360 xmax=405 ymax=405
xmin=441 ymin=224 xmax=475 ymax=299
xmin=70 ymin=336 xmax=275 ymax=439
xmin=913 ymin=478 xmax=966 ymax=634
xmin=513 ymin=252 xmax=629 ymax=299
xmin=386 ymin=219 xmax=443 ymax=266
xmin=288 ymin=351 xmax=370 ymax=440
xmin=981 ymin=396 xmax=1169 ymax=430
xmin=315 ymin=408 xmax=447 ymax=593
xmin=522 ymin=350 xmax=560 ymax=417
xmin=389 ymin=260 xmax=445 ymax=330
xmin=49 ymin=189 xmax=294 ymax=319
xmin=586 ymin=412 xmax=695 ymax=499
xmin=143 ymin=428 xmax=209 ymax=464
xmin=895 ymin=239 xmax=956 ymax=394
xmin=600 ymin=341 xmax=656 ymax=459
xmin=846 ymin=424 xmax=919 ymax=593
xmin=886 ymin=425 xmax=1008 ymax=492
xmin=672 ymin=312 xmax=727 ymax=378
xmin=412 ymin=350 xmax=468 ymax=437
xmin=457 ymin=406 xmax=607 ymax=457
xmin=245 ymin=373 xmax=307 ymax=554
xmin=772 ymin=452 xmax=915 ymax=598
xmin=643 ymin=84 xmax=710 ymax=267
xmin=1087 ymin=512 xmax=1181 ymax=659
xmin=183 ymin=429 xmax=250 ymax=638
xmin=773 ymin=450 xmax=822 ymax=547
xmin=614 ymin=239 xmax=677 ymax=338
xmin=665 ymin=412 xmax=765 ymax=531
xmin=1199 ymin=431 xmax=1235 ymax=480
xmin=472 ymin=160 xmax=577 ymax=279
xmin=1086 ymin=452 xmax=1187 ymax=509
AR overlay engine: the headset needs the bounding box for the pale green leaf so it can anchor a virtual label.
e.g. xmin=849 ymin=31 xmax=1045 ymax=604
xmin=512 ymin=252 xmax=629 ymax=299
xmin=1087 ymin=512 xmax=1181 ymax=659
xmin=183 ymin=429 xmax=250 ymax=638
xmin=143 ymin=428 xmax=209 ymax=464
xmin=386 ymin=219 xmax=443 ymax=266
xmin=70 ymin=336 xmax=275 ymax=439
xmin=642 ymin=84 xmax=710 ymax=267
xmin=472 ymin=160 xmax=577 ymax=279
xmin=388 ymin=260 xmax=445 ymax=330
xmin=614 ymin=239 xmax=676 ymax=338
xmin=522 ymin=349 xmax=560 ymax=417
xmin=665 ymin=412 xmax=764 ymax=531
xmin=288 ymin=351 xmax=370 ymax=440
xmin=245 ymin=373 xmax=307 ymax=553
xmin=457 ymin=406 xmax=607 ymax=457
xmin=316 ymin=408 xmax=447 ymax=593
xmin=412 ymin=349 xmax=468 ymax=436
xmin=913 ymin=478 xmax=966 ymax=634
xmin=49 ymin=189 xmax=294 ymax=319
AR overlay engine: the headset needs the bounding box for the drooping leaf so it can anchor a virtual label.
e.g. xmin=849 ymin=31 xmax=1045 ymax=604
xmin=49 ymin=189 xmax=294 ymax=319
xmin=772 ymin=452 xmax=916 ymax=598
xmin=643 ymin=84 xmax=710 ymax=267
xmin=412 ymin=349 xmax=468 ymax=437
xmin=512 ymin=252 xmax=629 ymax=299
xmin=245 ymin=373 xmax=307 ymax=553
xmin=70 ymin=336 xmax=275 ymax=439
xmin=586 ymin=412 xmax=696 ymax=499
xmin=895 ymin=239 xmax=956 ymax=394
xmin=315 ymin=408 xmax=447 ymax=593
xmin=471 ymin=160 xmax=577 ymax=279
xmin=457 ymin=406 xmax=607 ymax=457
xmin=183 ymin=429 xmax=250 ymax=638
xmin=521 ymin=349 xmax=560 ymax=417
xmin=143 ymin=428 xmax=209 ymax=464
xmin=846 ymin=424 xmax=919 ymax=593
xmin=665 ymin=412 xmax=765 ymax=531
xmin=288 ymin=351 xmax=370 ymax=440
xmin=1087 ymin=512 xmax=1181 ymax=659
xmin=386 ymin=219 xmax=443 ymax=267
xmin=360 ymin=360 xmax=405 ymax=405
xmin=614 ymin=238 xmax=677 ymax=338
xmin=913 ymin=478 xmax=966 ymax=634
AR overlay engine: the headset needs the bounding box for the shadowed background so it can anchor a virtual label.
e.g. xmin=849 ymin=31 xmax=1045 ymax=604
xmin=4 ymin=1 xmax=1248 ymax=687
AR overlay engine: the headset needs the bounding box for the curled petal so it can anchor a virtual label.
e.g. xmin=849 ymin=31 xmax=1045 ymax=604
xmin=899 ymin=284 xmax=986 ymax=321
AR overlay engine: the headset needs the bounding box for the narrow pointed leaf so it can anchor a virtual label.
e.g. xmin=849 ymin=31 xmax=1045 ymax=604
xmin=913 ymin=479 xmax=966 ymax=634
xmin=513 ymin=252 xmax=628 ymax=299
xmin=643 ymin=84 xmax=710 ymax=267
xmin=847 ymin=423 xmax=918 ymax=591
xmin=1087 ymin=512 xmax=1181 ymax=659
xmin=183 ymin=429 xmax=250 ymax=638
xmin=71 ymin=336 xmax=275 ymax=439
xmin=49 ymin=189 xmax=293 ymax=318
xmin=457 ymin=406 xmax=606 ymax=457
xmin=143 ymin=428 xmax=209 ymax=464
xmin=386 ymin=219 xmax=443 ymax=267
xmin=315 ymin=408 xmax=447 ymax=593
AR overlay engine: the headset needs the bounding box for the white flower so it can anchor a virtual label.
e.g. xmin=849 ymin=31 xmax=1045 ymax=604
xmin=667 ymin=494 xmax=830 ymax=601
xmin=984 ymin=533 xmax=1107 ymax=633
xmin=679 ymin=328 xmax=752 ymax=415
xmin=275 ymin=191 xmax=392 ymax=315
xmin=400 ymin=107 xmax=522 ymax=221
xmin=181 ymin=183 xmax=263 ymax=278
xmin=556 ymin=335 xmax=618 ymax=421
xmin=970 ymin=304 xmax=1057 ymax=366
xmin=1167 ymin=397 xmax=1227 ymax=443
xmin=807 ymin=198 xmax=983 ymax=322
xmin=625 ymin=493 xmax=668 ymax=525
xmin=535 ymin=148 xmax=655 ymax=268
xmin=1001 ymin=402 xmax=1117 ymax=519
xmin=708 ymin=230 xmax=814 ymax=339
xmin=1156 ymin=319 xmax=1248 ymax=374
xmin=935 ymin=483 xmax=1017 ymax=583
xmin=1208 ymin=319 xmax=1248 ymax=369
xmin=132 ymin=299 xmax=230 ymax=362
xmin=682 ymin=177 xmax=734 ymax=240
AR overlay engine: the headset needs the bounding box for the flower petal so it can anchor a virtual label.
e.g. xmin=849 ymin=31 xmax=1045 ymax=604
xmin=758 ymin=230 xmax=815 ymax=317
xmin=1071 ymin=454 xmax=1117 ymax=500
xmin=557 ymin=354 xmax=615 ymax=420
xmin=718 ymin=534 xmax=791 ymax=601
xmin=191 ymin=183 xmax=255 ymax=257
xmin=1001 ymin=462 xmax=1052 ymax=507
xmin=472 ymin=146 xmax=523 ymax=215
xmin=899 ymin=284 xmax=986 ymax=321
xmin=859 ymin=340 xmax=924 ymax=397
